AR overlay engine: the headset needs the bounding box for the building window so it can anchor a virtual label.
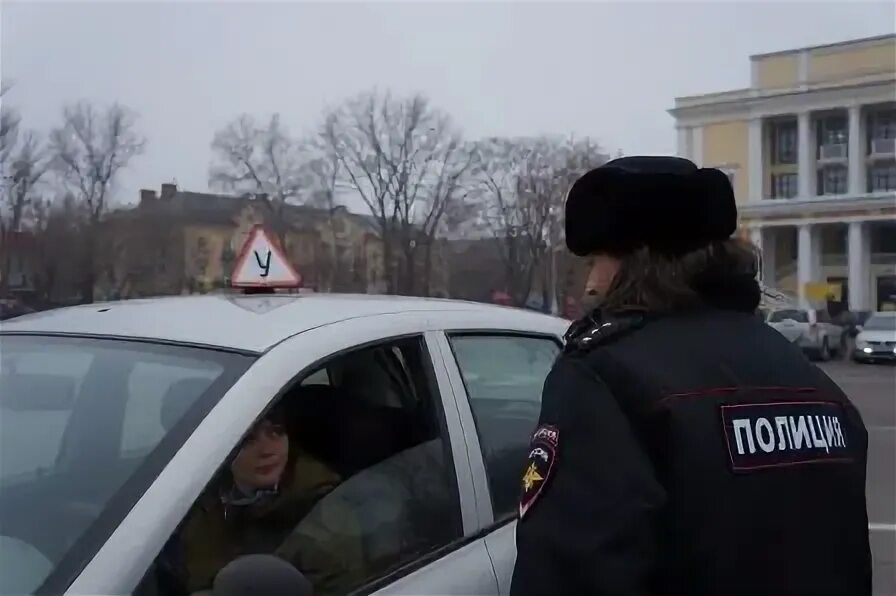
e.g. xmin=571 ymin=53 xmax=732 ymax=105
xmin=769 ymin=120 xmax=797 ymax=165
xmin=868 ymin=109 xmax=896 ymax=156
xmin=771 ymin=173 xmax=798 ymax=199
xmin=869 ymin=109 xmax=896 ymax=140
xmin=817 ymin=166 xmax=848 ymax=195
xmin=816 ymin=116 xmax=848 ymax=159
xmin=817 ymin=116 xmax=848 ymax=145
xmin=869 ymin=163 xmax=896 ymax=192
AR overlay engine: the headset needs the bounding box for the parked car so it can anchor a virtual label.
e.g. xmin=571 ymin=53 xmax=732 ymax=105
xmin=765 ymin=308 xmax=845 ymax=361
xmin=852 ymin=312 xmax=896 ymax=364
xmin=836 ymin=310 xmax=874 ymax=339
xmin=0 ymin=299 xmax=36 ymax=321
xmin=0 ymin=294 xmax=569 ymax=596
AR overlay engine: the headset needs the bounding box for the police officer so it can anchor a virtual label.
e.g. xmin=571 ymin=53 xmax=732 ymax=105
xmin=510 ymin=156 xmax=871 ymax=596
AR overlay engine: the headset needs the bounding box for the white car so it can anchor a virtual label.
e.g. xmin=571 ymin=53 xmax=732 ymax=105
xmin=0 ymin=294 xmax=568 ymax=596
xmin=852 ymin=311 xmax=896 ymax=364
xmin=765 ymin=308 xmax=845 ymax=361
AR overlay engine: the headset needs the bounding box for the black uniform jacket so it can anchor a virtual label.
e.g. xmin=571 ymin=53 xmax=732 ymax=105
xmin=510 ymin=307 xmax=871 ymax=596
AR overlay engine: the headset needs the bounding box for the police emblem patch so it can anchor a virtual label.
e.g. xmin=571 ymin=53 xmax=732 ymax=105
xmin=519 ymin=424 xmax=559 ymax=519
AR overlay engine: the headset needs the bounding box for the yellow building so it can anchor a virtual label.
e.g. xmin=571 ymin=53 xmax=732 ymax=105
xmin=98 ymin=183 xmax=450 ymax=300
xmin=99 ymin=184 xmax=384 ymax=299
xmin=670 ymin=34 xmax=896 ymax=313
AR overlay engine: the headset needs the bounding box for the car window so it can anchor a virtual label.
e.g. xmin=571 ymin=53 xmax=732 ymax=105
xmin=448 ymin=333 xmax=561 ymax=521
xmin=0 ymin=350 xmax=95 ymax=478
xmin=148 ymin=336 xmax=463 ymax=596
xmin=864 ymin=315 xmax=896 ymax=331
xmin=121 ymin=361 xmax=222 ymax=455
xmin=300 ymin=367 xmax=330 ymax=386
xmin=0 ymin=335 xmax=252 ymax=596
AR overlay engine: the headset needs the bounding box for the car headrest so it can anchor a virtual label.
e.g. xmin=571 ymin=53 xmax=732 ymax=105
xmin=288 ymin=385 xmax=415 ymax=477
xmin=160 ymin=378 xmax=214 ymax=431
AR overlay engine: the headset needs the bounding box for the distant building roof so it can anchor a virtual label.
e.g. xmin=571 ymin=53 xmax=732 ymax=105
xmin=127 ymin=184 xmax=382 ymax=233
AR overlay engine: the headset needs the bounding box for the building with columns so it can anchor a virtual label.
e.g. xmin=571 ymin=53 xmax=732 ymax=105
xmin=670 ymin=34 xmax=896 ymax=313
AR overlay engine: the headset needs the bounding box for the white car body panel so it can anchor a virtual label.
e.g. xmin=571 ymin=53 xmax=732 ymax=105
xmin=856 ymin=329 xmax=896 ymax=343
xmin=17 ymin=296 xmax=569 ymax=596
xmin=768 ymin=319 xmax=803 ymax=343
xmin=1 ymin=294 xmax=558 ymax=353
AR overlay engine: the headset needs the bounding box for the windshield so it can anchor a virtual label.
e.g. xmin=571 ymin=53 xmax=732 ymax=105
xmin=769 ymin=310 xmax=808 ymax=323
xmin=863 ymin=315 xmax=896 ymax=331
xmin=0 ymin=335 xmax=253 ymax=595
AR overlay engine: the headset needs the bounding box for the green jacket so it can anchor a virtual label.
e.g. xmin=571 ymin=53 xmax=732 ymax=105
xmin=179 ymin=452 xmax=366 ymax=595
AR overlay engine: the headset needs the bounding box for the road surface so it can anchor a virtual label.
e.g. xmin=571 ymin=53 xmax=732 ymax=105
xmin=820 ymin=361 xmax=895 ymax=595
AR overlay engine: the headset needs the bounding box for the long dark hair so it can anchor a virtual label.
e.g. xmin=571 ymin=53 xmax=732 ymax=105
xmin=599 ymin=237 xmax=761 ymax=315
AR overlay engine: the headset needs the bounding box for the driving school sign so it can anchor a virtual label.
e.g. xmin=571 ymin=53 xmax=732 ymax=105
xmin=230 ymin=225 xmax=302 ymax=288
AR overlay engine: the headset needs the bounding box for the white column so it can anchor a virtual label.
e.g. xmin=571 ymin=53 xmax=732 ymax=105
xmin=750 ymin=227 xmax=766 ymax=282
xmin=692 ymin=126 xmax=704 ymax=166
xmin=797 ymin=223 xmax=818 ymax=309
xmin=798 ymin=111 xmax=814 ymax=198
xmin=863 ymin=228 xmax=873 ymax=311
xmin=848 ymin=105 xmax=865 ymax=195
xmin=676 ymin=127 xmax=689 ymax=158
xmin=750 ymin=227 xmax=763 ymax=252
xmin=847 ymin=221 xmax=869 ymax=311
xmin=748 ymin=118 xmax=763 ymax=201
xmin=763 ymin=228 xmax=778 ymax=287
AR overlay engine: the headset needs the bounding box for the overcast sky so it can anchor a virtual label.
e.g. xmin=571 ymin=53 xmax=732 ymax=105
xmin=2 ymin=1 xmax=894 ymax=209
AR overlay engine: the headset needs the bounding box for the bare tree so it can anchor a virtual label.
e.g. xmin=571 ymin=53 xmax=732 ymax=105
xmin=417 ymin=141 xmax=476 ymax=296
xmin=1 ymin=82 xmax=50 ymax=296
xmin=210 ymin=114 xmax=304 ymax=251
xmin=299 ymin=141 xmax=344 ymax=291
xmin=469 ymin=135 xmax=608 ymax=308
xmin=0 ymin=84 xmax=20 ymax=180
xmin=49 ymin=101 xmax=145 ymax=303
xmin=320 ymin=90 xmax=472 ymax=295
xmin=29 ymin=194 xmax=87 ymax=304
xmin=0 ymin=131 xmax=47 ymax=295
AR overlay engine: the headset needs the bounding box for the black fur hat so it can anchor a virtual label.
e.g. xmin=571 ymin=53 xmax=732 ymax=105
xmin=565 ymin=156 xmax=738 ymax=257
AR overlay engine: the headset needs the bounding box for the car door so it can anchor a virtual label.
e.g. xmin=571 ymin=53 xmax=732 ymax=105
xmin=68 ymin=312 xmax=497 ymax=596
xmin=433 ymin=328 xmax=564 ymax=595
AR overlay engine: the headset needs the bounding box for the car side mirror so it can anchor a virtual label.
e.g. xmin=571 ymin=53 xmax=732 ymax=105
xmin=855 ymin=325 xmax=864 ymax=332
xmin=212 ymin=555 xmax=313 ymax=596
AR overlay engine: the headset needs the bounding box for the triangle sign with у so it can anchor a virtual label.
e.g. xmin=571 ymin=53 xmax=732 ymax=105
xmin=231 ymin=226 xmax=302 ymax=288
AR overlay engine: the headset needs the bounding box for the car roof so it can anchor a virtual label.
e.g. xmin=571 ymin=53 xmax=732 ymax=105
xmin=0 ymin=294 xmax=565 ymax=353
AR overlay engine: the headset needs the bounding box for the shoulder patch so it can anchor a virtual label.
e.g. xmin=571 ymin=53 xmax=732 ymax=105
xmin=720 ymin=401 xmax=853 ymax=472
xmin=564 ymin=313 xmax=645 ymax=354
xmin=519 ymin=424 xmax=559 ymax=519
